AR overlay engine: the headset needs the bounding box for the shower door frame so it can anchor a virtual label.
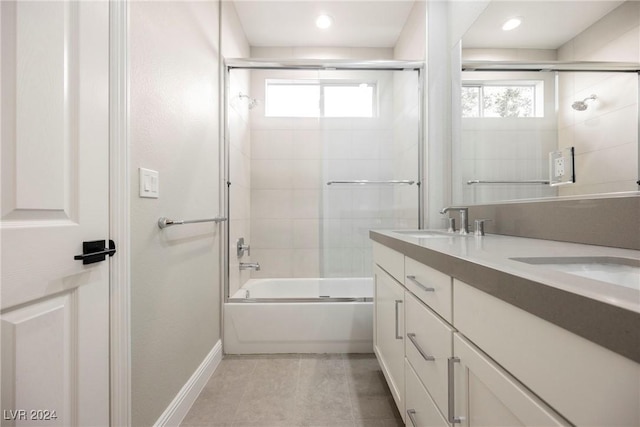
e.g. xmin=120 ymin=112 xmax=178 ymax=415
xmin=222 ymin=59 xmax=426 ymax=302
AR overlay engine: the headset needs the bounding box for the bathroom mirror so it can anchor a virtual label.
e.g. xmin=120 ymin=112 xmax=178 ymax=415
xmin=452 ymin=0 xmax=639 ymax=205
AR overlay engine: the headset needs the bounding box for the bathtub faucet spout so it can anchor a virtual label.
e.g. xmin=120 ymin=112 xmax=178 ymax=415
xmin=239 ymin=262 xmax=261 ymax=271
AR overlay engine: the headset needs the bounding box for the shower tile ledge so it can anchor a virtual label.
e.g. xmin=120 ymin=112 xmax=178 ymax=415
xmin=370 ymin=229 xmax=640 ymax=364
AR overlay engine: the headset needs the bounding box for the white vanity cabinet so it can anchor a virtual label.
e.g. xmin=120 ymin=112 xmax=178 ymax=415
xmin=371 ymin=237 xmax=640 ymax=427
xmin=374 ymin=264 xmax=406 ymax=419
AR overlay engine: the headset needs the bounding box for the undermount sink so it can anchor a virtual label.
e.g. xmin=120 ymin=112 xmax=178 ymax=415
xmin=510 ymin=256 xmax=640 ymax=290
xmin=393 ymin=230 xmax=468 ymax=238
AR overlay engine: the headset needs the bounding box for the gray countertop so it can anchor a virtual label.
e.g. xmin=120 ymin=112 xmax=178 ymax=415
xmin=370 ymin=229 xmax=640 ymax=364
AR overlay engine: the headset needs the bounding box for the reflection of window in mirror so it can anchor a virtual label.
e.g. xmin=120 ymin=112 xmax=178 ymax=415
xmin=462 ymin=81 xmax=543 ymax=118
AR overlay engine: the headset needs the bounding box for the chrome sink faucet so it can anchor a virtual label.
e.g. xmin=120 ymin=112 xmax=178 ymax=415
xmin=440 ymin=206 xmax=469 ymax=235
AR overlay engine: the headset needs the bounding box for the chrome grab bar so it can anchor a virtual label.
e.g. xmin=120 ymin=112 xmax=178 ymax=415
xmin=407 ymin=409 xmax=418 ymax=427
xmin=158 ymin=216 xmax=227 ymax=229
xmin=394 ymin=300 xmax=403 ymax=340
xmin=467 ymin=179 xmax=549 ymax=185
xmin=327 ymin=180 xmax=415 ymax=185
xmin=407 ymin=333 xmax=435 ymax=361
xmin=406 ymin=275 xmax=435 ymax=292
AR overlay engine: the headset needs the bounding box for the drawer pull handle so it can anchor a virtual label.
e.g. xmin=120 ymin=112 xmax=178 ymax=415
xmin=394 ymin=300 xmax=403 ymax=340
xmin=448 ymin=357 xmax=462 ymax=424
xmin=407 ymin=409 xmax=418 ymax=427
xmin=407 ymin=333 xmax=435 ymax=361
xmin=406 ymin=275 xmax=435 ymax=292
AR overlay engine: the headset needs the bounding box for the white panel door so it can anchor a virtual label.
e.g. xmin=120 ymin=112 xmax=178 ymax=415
xmin=1 ymin=1 xmax=110 ymax=426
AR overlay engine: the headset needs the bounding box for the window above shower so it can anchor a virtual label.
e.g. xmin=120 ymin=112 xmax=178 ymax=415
xmin=265 ymin=79 xmax=377 ymax=118
xmin=461 ymin=80 xmax=544 ymax=118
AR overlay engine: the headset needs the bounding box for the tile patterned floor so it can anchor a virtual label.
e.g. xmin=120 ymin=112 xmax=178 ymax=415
xmin=181 ymin=354 xmax=403 ymax=427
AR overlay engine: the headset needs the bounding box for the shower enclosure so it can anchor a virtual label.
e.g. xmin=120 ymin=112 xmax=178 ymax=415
xmin=223 ymin=60 xmax=423 ymax=353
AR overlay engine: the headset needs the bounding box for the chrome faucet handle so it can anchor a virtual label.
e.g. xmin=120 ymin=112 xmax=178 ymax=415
xmin=237 ymin=237 xmax=250 ymax=257
xmin=441 ymin=216 xmax=456 ymax=233
xmin=474 ymin=219 xmax=492 ymax=236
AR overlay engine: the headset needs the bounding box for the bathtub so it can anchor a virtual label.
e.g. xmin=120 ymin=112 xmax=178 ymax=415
xmin=224 ymin=277 xmax=373 ymax=354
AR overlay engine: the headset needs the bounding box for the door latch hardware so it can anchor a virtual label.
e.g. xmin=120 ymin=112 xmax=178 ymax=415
xmin=74 ymin=240 xmax=116 ymax=265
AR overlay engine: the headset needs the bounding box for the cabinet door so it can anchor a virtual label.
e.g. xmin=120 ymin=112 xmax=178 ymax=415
xmin=405 ymin=359 xmax=449 ymax=427
xmin=374 ymin=265 xmax=405 ymax=419
xmin=452 ymin=334 xmax=569 ymax=427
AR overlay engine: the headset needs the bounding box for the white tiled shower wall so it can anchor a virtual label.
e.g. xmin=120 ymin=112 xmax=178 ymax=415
xmin=557 ymin=1 xmax=639 ymax=196
xmin=243 ymin=48 xmax=420 ymax=279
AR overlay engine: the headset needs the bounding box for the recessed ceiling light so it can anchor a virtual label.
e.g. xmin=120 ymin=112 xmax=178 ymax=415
xmin=316 ymin=14 xmax=333 ymax=29
xmin=502 ymin=17 xmax=522 ymax=31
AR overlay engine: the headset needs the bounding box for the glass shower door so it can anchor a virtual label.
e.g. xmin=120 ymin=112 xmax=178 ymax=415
xmin=318 ymin=68 xmax=421 ymax=278
xmin=225 ymin=63 xmax=422 ymax=299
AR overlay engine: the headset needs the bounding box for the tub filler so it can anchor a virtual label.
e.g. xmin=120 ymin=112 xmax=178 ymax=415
xmin=224 ymin=277 xmax=373 ymax=354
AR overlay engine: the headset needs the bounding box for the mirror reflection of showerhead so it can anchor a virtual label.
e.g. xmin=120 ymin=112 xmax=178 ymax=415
xmin=571 ymin=94 xmax=597 ymax=111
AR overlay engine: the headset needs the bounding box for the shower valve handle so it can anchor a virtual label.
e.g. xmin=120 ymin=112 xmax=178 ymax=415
xmin=237 ymin=237 xmax=250 ymax=257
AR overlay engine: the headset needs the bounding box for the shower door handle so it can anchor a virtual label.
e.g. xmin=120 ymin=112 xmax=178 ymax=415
xmin=394 ymin=299 xmax=403 ymax=340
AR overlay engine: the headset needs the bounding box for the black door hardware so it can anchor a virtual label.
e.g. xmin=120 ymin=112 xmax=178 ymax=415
xmin=74 ymin=240 xmax=116 ymax=265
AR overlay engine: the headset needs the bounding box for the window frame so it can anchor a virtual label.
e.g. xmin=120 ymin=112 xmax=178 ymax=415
xmin=461 ymin=80 xmax=544 ymax=118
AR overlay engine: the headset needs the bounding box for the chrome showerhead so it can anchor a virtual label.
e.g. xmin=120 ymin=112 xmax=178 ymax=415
xmin=571 ymin=94 xmax=597 ymax=111
xmin=239 ymin=92 xmax=259 ymax=110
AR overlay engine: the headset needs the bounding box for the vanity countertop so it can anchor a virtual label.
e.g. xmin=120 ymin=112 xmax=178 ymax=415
xmin=370 ymin=229 xmax=640 ymax=364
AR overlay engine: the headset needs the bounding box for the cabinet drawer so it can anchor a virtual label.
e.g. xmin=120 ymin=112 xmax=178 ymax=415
xmin=405 ymin=359 xmax=449 ymax=427
xmin=373 ymin=242 xmax=404 ymax=284
xmin=405 ymin=291 xmax=454 ymax=415
xmin=405 ymin=256 xmax=452 ymax=322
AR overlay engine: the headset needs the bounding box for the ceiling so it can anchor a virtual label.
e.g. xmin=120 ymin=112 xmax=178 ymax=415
xmin=462 ymin=1 xmax=625 ymax=49
xmin=231 ymin=1 xmax=628 ymax=51
xmin=231 ymin=0 xmax=416 ymax=47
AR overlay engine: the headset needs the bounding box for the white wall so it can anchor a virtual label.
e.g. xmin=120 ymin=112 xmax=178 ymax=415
xmin=251 ymin=46 xmax=393 ymax=59
xmin=462 ymin=48 xmax=557 ymax=61
xmin=222 ymin=2 xmax=252 ymax=298
xmin=425 ymin=0 xmax=453 ymax=227
xmin=394 ymin=0 xmax=426 ymax=61
xmin=557 ymin=1 xmax=639 ymax=196
xmin=130 ymin=2 xmax=221 ymax=426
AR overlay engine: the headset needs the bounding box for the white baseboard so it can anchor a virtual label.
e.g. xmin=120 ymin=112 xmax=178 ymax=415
xmin=154 ymin=340 xmax=222 ymax=427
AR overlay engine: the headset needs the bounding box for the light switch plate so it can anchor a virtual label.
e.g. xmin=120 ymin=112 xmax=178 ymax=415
xmin=139 ymin=168 xmax=159 ymax=198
